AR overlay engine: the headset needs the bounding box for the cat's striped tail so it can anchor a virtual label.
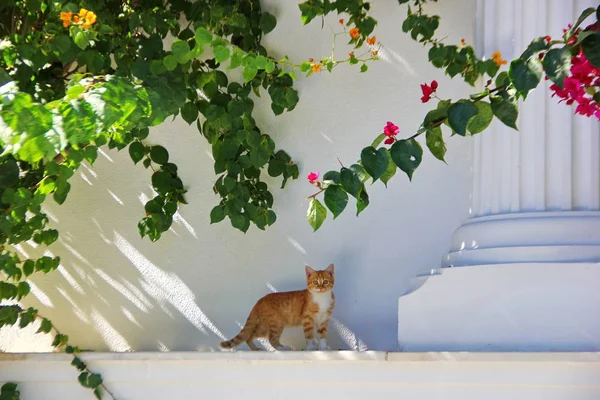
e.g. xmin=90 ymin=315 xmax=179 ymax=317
xmin=220 ymin=306 xmax=259 ymax=349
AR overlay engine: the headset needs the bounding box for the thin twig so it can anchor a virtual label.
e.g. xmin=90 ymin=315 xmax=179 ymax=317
xmin=307 ymin=188 xmax=325 ymax=199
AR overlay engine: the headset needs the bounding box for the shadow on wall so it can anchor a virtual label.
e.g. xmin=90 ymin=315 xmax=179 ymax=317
xmin=7 ymin=148 xmax=372 ymax=352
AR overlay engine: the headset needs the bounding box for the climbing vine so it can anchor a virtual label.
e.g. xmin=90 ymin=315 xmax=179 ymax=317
xmin=303 ymin=0 xmax=600 ymax=231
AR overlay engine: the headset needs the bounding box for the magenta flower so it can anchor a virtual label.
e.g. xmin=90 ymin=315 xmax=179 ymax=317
xmin=549 ymin=49 xmax=600 ymax=120
xmin=420 ymin=80 xmax=438 ymax=103
xmin=383 ymin=121 xmax=399 ymax=145
xmin=307 ymin=172 xmax=320 ymax=185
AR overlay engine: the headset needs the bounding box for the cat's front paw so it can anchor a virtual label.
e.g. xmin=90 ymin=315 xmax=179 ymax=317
xmin=305 ymin=342 xmax=318 ymax=351
xmin=318 ymin=339 xmax=330 ymax=351
xmin=276 ymin=345 xmax=292 ymax=351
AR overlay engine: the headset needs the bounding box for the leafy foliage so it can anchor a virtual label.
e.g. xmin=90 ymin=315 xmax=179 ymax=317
xmin=304 ymin=1 xmax=600 ymax=230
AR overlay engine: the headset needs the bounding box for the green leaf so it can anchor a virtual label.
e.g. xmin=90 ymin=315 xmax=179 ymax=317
xmin=425 ymin=126 xmax=446 ymax=161
xmin=18 ymin=307 xmax=36 ymax=328
xmin=543 ymin=47 xmax=572 ymax=88
xmin=324 ymin=185 xmax=348 ymax=219
xmin=214 ymin=45 xmax=230 ymax=64
xmin=171 ymin=40 xmax=191 ymax=64
xmin=73 ymin=31 xmax=90 ymax=50
xmin=230 ymin=213 xmax=250 ymax=233
xmin=323 ymin=171 xmax=341 ymax=184
xmin=53 ymin=182 xmax=71 ymax=205
xmin=128 ymin=141 xmax=145 ymax=164
xmin=360 ymin=64 xmax=368 ymax=73
xmin=150 ymin=146 xmax=169 ymax=164
xmin=490 ymin=96 xmax=518 ymax=130
xmin=350 ymin=164 xmax=368 ymax=183
xmin=163 ymin=55 xmax=178 ymax=71
xmin=509 ymin=58 xmax=542 ymax=99
xmin=23 ymin=260 xmax=34 ymax=277
xmin=259 ymin=12 xmax=277 ymax=34
xmin=340 ymin=167 xmax=362 ymax=198
xmin=181 ymin=102 xmax=198 ymax=124
xmin=150 ymin=60 xmax=166 ymax=75
xmin=568 ymin=7 xmax=596 ymax=37
xmin=467 ymin=101 xmax=493 ymax=135
xmin=0 ymin=159 xmax=19 ymax=190
xmin=16 ymin=282 xmax=30 ymax=300
xmin=52 ymin=333 xmax=68 ymax=347
xmin=390 ymin=138 xmax=423 ymax=180
xmin=195 ymin=27 xmax=213 ymax=45
xmin=356 ymin=188 xmax=369 ymax=216
xmin=582 ymin=32 xmax=600 ymax=69
xmin=307 ymin=199 xmax=327 ymax=231
xmin=360 ymin=146 xmax=388 ymax=182
xmin=1 ymin=382 xmax=18 ymax=395
xmin=520 ymin=36 xmax=548 ymax=60
xmin=379 ymin=150 xmax=397 ymax=187
xmin=71 ymin=356 xmax=86 ymax=371
xmin=210 ymin=206 xmax=225 ymax=224
xmin=242 ymin=66 xmax=258 ymax=82
xmin=371 ymin=133 xmax=386 ymax=148
xmin=87 ymin=373 xmax=103 ymax=388
xmin=447 ymin=100 xmax=478 ymax=136
xmin=37 ymin=318 xmax=52 ymax=333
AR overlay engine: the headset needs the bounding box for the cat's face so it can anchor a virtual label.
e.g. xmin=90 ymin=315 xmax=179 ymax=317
xmin=305 ymin=264 xmax=335 ymax=293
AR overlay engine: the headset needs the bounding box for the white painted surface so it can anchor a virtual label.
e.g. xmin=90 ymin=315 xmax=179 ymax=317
xmin=397 ymin=0 xmax=600 ymax=351
xmin=398 ymin=263 xmax=600 ymax=351
xmin=2 ymin=1 xmax=475 ymax=352
xmin=2 ymin=352 xmax=599 ymax=400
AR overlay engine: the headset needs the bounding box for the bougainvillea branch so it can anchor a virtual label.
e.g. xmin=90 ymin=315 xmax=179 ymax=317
xmin=303 ymin=1 xmax=600 ymax=231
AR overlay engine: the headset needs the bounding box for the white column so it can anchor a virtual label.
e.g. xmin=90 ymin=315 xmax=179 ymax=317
xmin=398 ymin=0 xmax=600 ymax=351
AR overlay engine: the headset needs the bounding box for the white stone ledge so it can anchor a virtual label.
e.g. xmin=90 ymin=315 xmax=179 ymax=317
xmin=2 ymin=350 xmax=600 ymax=363
xmin=2 ymin=351 xmax=599 ymax=399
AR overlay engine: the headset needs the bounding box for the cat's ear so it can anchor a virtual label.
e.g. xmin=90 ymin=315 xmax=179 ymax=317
xmin=325 ymin=263 xmax=334 ymax=274
xmin=305 ymin=265 xmax=315 ymax=278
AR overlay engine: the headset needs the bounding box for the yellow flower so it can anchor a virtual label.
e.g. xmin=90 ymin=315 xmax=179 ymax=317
xmin=60 ymin=11 xmax=72 ymax=28
xmin=366 ymin=36 xmax=376 ymax=45
xmin=79 ymin=8 xmax=89 ymax=18
xmin=82 ymin=11 xmax=97 ymax=29
xmin=311 ymin=64 xmax=321 ymax=73
xmin=349 ymin=27 xmax=360 ymax=39
xmin=491 ymin=51 xmax=507 ymax=66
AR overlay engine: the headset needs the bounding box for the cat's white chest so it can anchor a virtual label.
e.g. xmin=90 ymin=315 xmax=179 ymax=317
xmin=310 ymin=291 xmax=333 ymax=323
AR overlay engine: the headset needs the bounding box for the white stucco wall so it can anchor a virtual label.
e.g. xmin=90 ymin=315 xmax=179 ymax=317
xmin=2 ymin=0 xmax=475 ymax=352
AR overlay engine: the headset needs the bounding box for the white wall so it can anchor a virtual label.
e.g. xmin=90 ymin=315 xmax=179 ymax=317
xmin=2 ymin=352 xmax=600 ymax=400
xmin=3 ymin=0 xmax=475 ymax=352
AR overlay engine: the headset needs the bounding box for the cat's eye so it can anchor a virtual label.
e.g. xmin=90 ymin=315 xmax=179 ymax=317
xmin=313 ymin=280 xmax=319 ymax=285
xmin=323 ymin=280 xmax=329 ymax=285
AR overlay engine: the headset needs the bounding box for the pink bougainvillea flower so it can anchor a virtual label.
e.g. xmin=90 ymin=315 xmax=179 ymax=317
xmin=383 ymin=121 xmax=399 ymax=137
xmin=383 ymin=121 xmax=399 ymax=145
xmin=307 ymin=172 xmax=320 ymax=185
xmin=420 ymin=80 xmax=438 ymax=103
xmin=549 ymin=47 xmax=600 ymax=120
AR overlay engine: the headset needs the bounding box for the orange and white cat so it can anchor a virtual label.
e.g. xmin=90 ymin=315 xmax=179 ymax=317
xmin=220 ymin=264 xmax=335 ymax=351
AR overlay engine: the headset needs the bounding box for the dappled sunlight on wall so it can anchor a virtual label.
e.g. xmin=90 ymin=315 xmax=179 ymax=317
xmin=2 ymin=0 xmax=475 ymax=352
